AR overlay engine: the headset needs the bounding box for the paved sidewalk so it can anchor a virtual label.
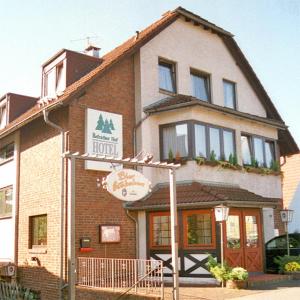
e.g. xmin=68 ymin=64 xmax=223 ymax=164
xmin=163 ymin=280 xmax=300 ymax=300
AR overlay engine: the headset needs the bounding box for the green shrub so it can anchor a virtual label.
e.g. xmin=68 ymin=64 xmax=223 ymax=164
xmin=229 ymin=267 xmax=248 ymax=280
xmin=206 ymin=255 xmax=232 ymax=282
xmin=270 ymin=160 xmax=280 ymax=172
xmin=168 ymin=149 xmax=174 ymax=161
xmin=274 ymin=255 xmax=300 ymax=273
xmin=209 ymin=150 xmax=217 ymax=161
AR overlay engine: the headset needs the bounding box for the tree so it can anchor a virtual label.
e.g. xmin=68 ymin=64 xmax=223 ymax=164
xmin=109 ymin=119 xmax=115 ymax=131
xmin=96 ymin=114 xmax=104 ymax=131
xmin=102 ymin=119 xmax=112 ymax=134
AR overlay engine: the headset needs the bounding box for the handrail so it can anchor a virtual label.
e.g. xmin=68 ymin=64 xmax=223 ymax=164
xmin=115 ymin=265 xmax=163 ymax=300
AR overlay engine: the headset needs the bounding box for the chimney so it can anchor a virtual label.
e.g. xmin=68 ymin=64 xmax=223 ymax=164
xmin=84 ymin=45 xmax=101 ymax=58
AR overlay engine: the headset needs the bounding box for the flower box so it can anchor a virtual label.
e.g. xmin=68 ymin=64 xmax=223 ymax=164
xmin=226 ymin=279 xmax=248 ymax=289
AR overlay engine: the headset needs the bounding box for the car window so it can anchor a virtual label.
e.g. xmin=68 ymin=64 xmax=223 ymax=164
xmin=267 ymin=237 xmax=286 ymax=249
xmin=289 ymin=237 xmax=300 ymax=248
xmin=267 ymin=235 xmax=300 ymax=249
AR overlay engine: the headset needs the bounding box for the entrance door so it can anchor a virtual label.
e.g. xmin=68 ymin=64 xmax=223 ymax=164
xmin=224 ymin=209 xmax=263 ymax=272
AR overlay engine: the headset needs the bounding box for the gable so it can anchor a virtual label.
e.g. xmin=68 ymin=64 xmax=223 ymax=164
xmin=139 ymin=17 xmax=267 ymax=118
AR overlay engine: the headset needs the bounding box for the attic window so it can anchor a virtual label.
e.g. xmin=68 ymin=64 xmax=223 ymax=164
xmin=43 ymin=62 xmax=65 ymax=97
xmin=0 ymin=100 xmax=7 ymax=129
xmin=56 ymin=63 xmax=64 ymax=92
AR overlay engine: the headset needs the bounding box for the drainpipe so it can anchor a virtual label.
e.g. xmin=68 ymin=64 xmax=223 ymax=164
xmin=133 ymin=113 xmax=149 ymax=157
xmin=43 ymin=109 xmax=65 ymax=300
xmin=132 ymin=113 xmax=149 ymax=259
xmin=126 ymin=210 xmax=139 ymax=258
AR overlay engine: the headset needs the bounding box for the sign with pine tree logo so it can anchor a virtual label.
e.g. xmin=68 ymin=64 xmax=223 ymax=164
xmin=85 ymin=108 xmax=123 ymax=171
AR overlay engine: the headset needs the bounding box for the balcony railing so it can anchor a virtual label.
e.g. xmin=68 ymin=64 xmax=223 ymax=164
xmin=77 ymin=257 xmax=164 ymax=299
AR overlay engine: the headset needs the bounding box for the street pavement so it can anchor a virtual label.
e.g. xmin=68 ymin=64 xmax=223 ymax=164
xmin=164 ymin=280 xmax=300 ymax=300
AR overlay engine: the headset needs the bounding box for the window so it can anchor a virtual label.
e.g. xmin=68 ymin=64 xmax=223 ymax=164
xmin=191 ymin=71 xmax=210 ymax=102
xmin=183 ymin=210 xmax=215 ymax=248
xmin=209 ymin=127 xmax=221 ymax=160
xmin=265 ymin=141 xmax=275 ymax=168
xmin=241 ymin=134 xmax=276 ymax=168
xmin=0 ymin=143 xmax=14 ymax=164
xmin=194 ymin=124 xmax=207 ymax=157
xmin=223 ymin=80 xmax=236 ymax=109
xmin=0 ymin=101 xmax=7 ymax=129
xmin=223 ymin=130 xmax=234 ymax=161
xmin=150 ymin=212 xmax=171 ymax=247
xmin=253 ymin=137 xmax=264 ymax=167
xmin=30 ymin=214 xmax=47 ymax=247
xmin=241 ymin=135 xmax=252 ymax=165
xmin=226 ymin=215 xmax=241 ymax=249
xmin=162 ymin=123 xmax=188 ymax=160
xmin=159 ymin=59 xmax=176 ymax=93
xmin=0 ymin=186 xmax=13 ymax=218
xmin=161 ymin=121 xmax=236 ymax=162
xmin=56 ymin=63 xmax=64 ymax=92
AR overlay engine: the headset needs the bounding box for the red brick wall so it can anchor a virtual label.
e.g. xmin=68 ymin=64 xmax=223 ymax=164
xmin=18 ymin=107 xmax=68 ymax=300
xmin=68 ymin=56 xmax=136 ymax=259
xmin=17 ymin=56 xmax=136 ymax=299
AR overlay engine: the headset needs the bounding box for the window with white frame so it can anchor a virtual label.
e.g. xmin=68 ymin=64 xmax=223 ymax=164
xmin=43 ymin=62 xmax=65 ymax=97
xmin=0 ymin=101 xmax=7 ymax=129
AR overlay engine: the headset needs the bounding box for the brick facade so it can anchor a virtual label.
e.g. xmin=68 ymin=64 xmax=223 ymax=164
xmin=16 ymin=56 xmax=136 ymax=299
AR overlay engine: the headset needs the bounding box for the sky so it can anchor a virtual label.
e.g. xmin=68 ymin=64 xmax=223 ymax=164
xmin=0 ymin=0 xmax=299 ymax=146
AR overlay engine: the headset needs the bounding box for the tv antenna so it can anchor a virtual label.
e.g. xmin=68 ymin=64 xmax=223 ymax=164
xmin=71 ymin=35 xmax=100 ymax=47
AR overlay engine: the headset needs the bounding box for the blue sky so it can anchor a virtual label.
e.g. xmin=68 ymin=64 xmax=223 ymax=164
xmin=0 ymin=0 xmax=299 ymax=146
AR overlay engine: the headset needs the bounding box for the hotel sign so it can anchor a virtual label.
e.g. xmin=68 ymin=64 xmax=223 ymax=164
xmin=85 ymin=108 xmax=123 ymax=171
xmin=103 ymin=169 xmax=151 ymax=201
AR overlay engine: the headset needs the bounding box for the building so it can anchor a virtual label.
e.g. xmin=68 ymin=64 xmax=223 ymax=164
xmin=0 ymin=93 xmax=36 ymax=264
xmin=282 ymin=154 xmax=300 ymax=233
xmin=0 ymin=6 xmax=298 ymax=299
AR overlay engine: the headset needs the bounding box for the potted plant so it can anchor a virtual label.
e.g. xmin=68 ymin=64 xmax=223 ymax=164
xmin=284 ymin=261 xmax=300 ymax=280
xmin=206 ymin=255 xmax=231 ymax=286
xmin=226 ymin=267 xmax=248 ymax=289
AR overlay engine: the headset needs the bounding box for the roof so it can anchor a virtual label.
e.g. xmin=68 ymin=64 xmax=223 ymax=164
xmin=126 ymin=181 xmax=280 ymax=210
xmin=0 ymin=7 xmax=298 ymax=155
xmin=144 ymin=94 xmax=287 ymax=129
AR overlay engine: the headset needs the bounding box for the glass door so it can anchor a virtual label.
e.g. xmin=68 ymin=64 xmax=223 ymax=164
xmin=224 ymin=210 xmax=244 ymax=268
xmin=224 ymin=209 xmax=263 ymax=272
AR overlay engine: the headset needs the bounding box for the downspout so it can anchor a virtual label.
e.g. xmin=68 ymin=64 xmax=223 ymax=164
xmin=126 ymin=210 xmax=139 ymax=258
xmin=43 ymin=109 xmax=65 ymax=300
xmin=133 ymin=113 xmax=149 ymax=157
xmin=131 ymin=112 xmax=149 ymax=259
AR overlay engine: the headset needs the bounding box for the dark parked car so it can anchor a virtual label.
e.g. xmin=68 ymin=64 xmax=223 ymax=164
xmin=266 ymin=233 xmax=300 ymax=273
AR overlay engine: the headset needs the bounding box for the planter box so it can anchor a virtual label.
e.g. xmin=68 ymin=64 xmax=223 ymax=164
xmin=284 ymin=271 xmax=300 ymax=280
xmin=226 ymin=280 xmax=248 ymax=289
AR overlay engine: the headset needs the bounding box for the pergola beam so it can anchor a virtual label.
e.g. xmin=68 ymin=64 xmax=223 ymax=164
xmin=62 ymin=151 xmax=181 ymax=170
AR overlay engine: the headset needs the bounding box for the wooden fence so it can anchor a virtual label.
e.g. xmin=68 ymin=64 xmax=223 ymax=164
xmin=0 ymin=281 xmax=40 ymax=300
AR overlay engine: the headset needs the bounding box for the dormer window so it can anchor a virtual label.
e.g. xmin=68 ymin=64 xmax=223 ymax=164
xmin=43 ymin=62 xmax=66 ymax=98
xmin=56 ymin=63 xmax=64 ymax=92
xmin=0 ymin=100 xmax=7 ymax=129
